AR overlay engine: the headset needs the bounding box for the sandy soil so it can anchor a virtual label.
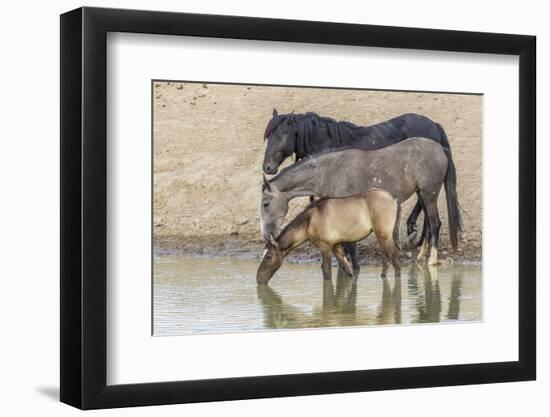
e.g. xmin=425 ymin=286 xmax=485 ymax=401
xmin=153 ymin=81 xmax=482 ymax=262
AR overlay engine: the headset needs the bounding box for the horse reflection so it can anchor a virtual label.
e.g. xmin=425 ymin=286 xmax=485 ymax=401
xmin=446 ymin=267 xmax=464 ymax=320
xmin=406 ymin=264 xmax=464 ymax=323
xmin=407 ymin=264 xmax=441 ymax=323
xmin=376 ymin=276 xmax=402 ymax=325
xmin=323 ymin=268 xmax=358 ymax=313
xmin=256 ymin=264 xmax=468 ymax=330
xmin=257 ymin=269 xmax=359 ymax=329
xmin=256 ymin=284 xmax=321 ymax=329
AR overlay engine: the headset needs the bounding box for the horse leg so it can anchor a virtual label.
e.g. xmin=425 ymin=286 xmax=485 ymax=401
xmin=369 ymin=195 xmax=400 ymax=278
xmin=320 ymin=248 xmax=333 ymax=281
xmin=420 ymin=194 xmax=441 ymax=266
xmin=344 ymin=242 xmax=360 ymax=274
xmin=333 ymin=244 xmax=354 ymax=277
xmin=406 ymin=200 xmax=423 ymax=239
xmin=416 ymin=197 xmax=432 ymax=262
xmin=380 ymin=248 xmax=390 ymax=277
xmin=388 ymin=241 xmax=401 ymax=277
xmin=416 ymin=236 xmax=430 ymax=262
xmin=377 ymin=235 xmax=401 ymax=277
xmin=427 ymin=228 xmax=441 ymax=266
xmin=416 ymin=216 xmax=427 ymax=247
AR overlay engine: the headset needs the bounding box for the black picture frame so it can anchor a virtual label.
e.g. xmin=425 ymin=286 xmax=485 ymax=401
xmin=60 ymin=6 xmax=536 ymax=410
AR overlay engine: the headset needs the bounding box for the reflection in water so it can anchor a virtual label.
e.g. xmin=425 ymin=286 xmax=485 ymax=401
xmin=408 ymin=265 xmax=442 ymax=324
xmin=257 ymin=284 xmax=317 ymax=329
xmin=257 ymin=269 xmax=359 ymax=329
xmin=153 ymin=256 xmax=482 ymax=336
xmin=377 ymin=276 xmax=401 ymax=325
xmin=322 ymin=268 xmax=359 ymax=317
xmin=447 ymin=269 xmax=463 ymax=320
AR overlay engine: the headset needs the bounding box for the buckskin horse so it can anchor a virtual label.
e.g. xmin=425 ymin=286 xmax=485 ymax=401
xmin=257 ymin=189 xmax=401 ymax=284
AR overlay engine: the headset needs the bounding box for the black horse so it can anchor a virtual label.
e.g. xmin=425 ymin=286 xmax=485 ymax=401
xmin=262 ymin=110 xmax=458 ymax=270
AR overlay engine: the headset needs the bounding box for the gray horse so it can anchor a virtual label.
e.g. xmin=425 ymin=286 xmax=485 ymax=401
xmin=260 ymin=137 xmax=462 ymax=266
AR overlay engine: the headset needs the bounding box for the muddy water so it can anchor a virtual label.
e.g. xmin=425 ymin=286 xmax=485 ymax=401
xmin=153 ymin=256 xmax=482 ymax=336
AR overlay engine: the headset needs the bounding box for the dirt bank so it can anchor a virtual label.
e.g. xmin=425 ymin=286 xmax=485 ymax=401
xmin=153 ymin=81 xmax=482 ymax=262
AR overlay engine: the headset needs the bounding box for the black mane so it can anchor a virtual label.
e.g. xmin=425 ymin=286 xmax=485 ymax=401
xmin=264 ymin=112 xmax=375 ymax=158
xmin=263 ymin=111 xmax=448 ymax=161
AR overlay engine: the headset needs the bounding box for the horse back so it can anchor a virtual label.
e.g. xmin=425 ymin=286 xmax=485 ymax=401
xmin=360 ymin=113 xmax=443 ymax=147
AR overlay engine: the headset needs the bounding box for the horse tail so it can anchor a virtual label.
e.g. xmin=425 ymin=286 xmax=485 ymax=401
xmin=416 ymin=122 xmax=462 ymax=251
xmin=393 ymin=202 xmax=401 ymax=251
xmin=436 ymin=122 xmax=452 ymax=152
xmin=437 ymin=124 xmax=463 ymax=252
xmin=445 ymin=157 xmax=463 ymax=252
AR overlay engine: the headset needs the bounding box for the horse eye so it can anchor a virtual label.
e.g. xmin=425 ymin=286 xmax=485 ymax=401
xmin=263 ymin=202 xmax=269 ymax=208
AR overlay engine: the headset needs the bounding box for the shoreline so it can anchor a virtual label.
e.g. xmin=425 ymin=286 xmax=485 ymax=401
xmin=154 ymin=234 xmax=482 ymax=265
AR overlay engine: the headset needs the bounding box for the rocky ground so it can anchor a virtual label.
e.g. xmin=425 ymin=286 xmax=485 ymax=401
xmin=153 ymin=81 xmax=482 ymax=263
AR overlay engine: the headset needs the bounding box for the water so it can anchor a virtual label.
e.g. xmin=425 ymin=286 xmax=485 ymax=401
xmin=153 ymin=256 xmax=482 ymax=336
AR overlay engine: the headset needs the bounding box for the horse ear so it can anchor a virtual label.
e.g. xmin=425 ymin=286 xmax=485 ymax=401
xmin=288 ymin=111 xmax=295 ymax=122
xmin=262 ymin=175 xmax=271 ymax=192
xmin=270 ymin=234 xmax=279 ymax=248
xmin=272 ymin=108 xmax=278 ymax=117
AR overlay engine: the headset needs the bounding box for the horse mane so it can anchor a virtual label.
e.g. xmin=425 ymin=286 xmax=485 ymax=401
xmin=270 ymin=145 xmax=355 ymax=185
xmin=263 ymin=114 xmax=286 ymax=139
xmin=264 ymin=112 xmax=370 ymax=156
xmin=276 ymin=206 xmax=311 ymax=243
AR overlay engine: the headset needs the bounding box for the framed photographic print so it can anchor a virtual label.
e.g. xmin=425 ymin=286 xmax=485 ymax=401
xmin=60 ymin=6 xmax=536 ymax=409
